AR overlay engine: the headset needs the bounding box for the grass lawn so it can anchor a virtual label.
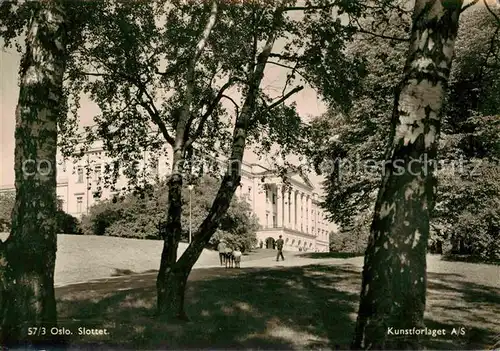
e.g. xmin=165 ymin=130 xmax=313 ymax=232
xmin=51 ymin=258 xmax=499 ymax=350
xmin=2 ymin=233 xmax=498 ymax=349
xmin=0 ymin=233 xmax=277 ymax=287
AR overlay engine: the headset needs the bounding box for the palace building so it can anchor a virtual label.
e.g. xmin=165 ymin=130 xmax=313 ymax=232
xmin=0 ymin=138 xmax=332 ymax=252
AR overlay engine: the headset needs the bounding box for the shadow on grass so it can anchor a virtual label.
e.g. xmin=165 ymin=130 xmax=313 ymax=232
xmin=425 ymin=272 xmax=500 ymax=350
xmin=111 ymin=268 xmax=158 ymax=277
xmin=56 ymin=265 xmax=361 ymax=349
xmin=53 ymin=264 xmax=499 ymax=350
xmin=296 ymin=252 xmax=363 ymax=259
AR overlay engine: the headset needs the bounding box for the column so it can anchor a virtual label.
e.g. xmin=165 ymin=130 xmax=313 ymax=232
xmin=305 ymin=195 xmax=309 ymax=233
xmin=277 ymin=185 xmax=283 ymax=227
xmin=296 ymin=190 xmax=301 ymax=230
xmin=283 ymin=189 xmax=287 ymax=227
xmin=284 ymin=187 xmax=289 ymax=228
xmin=255 ymin=180 xmax=267 ymax=229
xmin=290 ymin=189 xmax=295 ymax=230
xmin=299 ymin=192 xmax=304 ymax=232
xmin=314 ymin=201 xmax=318 ymax=236
xmin=307 ymin=195 xmax=313 ymax=234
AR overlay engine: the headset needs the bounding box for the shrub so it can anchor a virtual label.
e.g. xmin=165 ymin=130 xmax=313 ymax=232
xmin=1 ymin=192 xmax=81 ymax=234
xmin=82 ymin=177 xmax=259 ymax=247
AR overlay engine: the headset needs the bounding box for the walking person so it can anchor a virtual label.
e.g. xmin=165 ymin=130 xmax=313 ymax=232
xmin=276 ymin=235 xmax=285 ymax=262
xmin=217 ymin=240 xmax=226 ymax=266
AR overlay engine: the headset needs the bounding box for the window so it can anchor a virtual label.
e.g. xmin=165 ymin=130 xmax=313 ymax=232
xmin=248 ymin=186 xmax=252 ymax=195
xmin=266 ymin=189 xmax=269 ymax=203
xmin=76 ymin=196 xmax=83 ymax=213
xmin=77 ymin=167 xmax=84 ymax=183
xmin=94 ymin=164 xmax=102 ymax=181
xmin=272 ymin=193 xmax=276 ymax=205
xmin=273 ymin=215 xmax=277 ymax=228
xmin=266 ymin=213 xmax=269 ymax=228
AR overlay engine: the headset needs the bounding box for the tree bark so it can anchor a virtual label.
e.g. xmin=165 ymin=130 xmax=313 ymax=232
xmin=156 ymin=0 xmax=218 ymax=318
xmin=351 ymin=1 xmax=463 ymax=349
xmin=156 ymin=150 xmax=185 ymax=318
xmin=0 ymin=0 xmax=68 ymax=346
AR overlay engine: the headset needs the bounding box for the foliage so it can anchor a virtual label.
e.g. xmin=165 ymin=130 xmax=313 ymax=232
xmin=329 ymin=208 xmax=372 ymax=254
xmin=310 ymin=5 xmax=500 ymax=262
xmin=59 ymin=0 xmax=366 ymax=194
xmin=0 ymin=193 xmax=15 ymax=232
xmin=81 ymin=176 xmax=259 ymax=250
xmin=0 ymin=192 xmax=81 ymax=234
xmin=309 ymin=7 xmax=409 ymax=238
xmin=56 ymin=0 xmax=371 ymax=315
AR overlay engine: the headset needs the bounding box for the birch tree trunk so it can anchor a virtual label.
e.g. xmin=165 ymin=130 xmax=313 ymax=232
xmin=156 ymin=3 xmax=291 ymax=319
xmin=156 ymin=0 xmax=218 ymax=319
xmin=0 ymin=0 xmax=68 ymax=345
xmin=351 ymin=1 xmax=463 ymax=349
xmin=163 ymin=5 xmax=288 ymax=321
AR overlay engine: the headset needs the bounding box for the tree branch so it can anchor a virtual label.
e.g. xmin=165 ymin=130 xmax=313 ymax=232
xmin=269 ymin=52 xmax=299 ymax=61
xmin=154 ymin=59 xmax=185 ymax=78
xmin=185 ymin=77 xmax=238 ymax=148
xmin=266 ymin=85 xmax=304 ymax=111
xmin=282 ymin=60 xmax=300 ymax=96
xmin=133 ymin=80 xmax=175 ymax=146
xmin=177 ymin=0 xmax=219 ymax=150
xmin=282 ymin=5 xmax=335 ymax=12
xmin=267 ymin=60 xmax=297 ymax=70
xmin=222 ymin=94 xmax=240 ymax=117
xmin=78 ymin=71 xmax=108 ymax=77
xmin=352 ymin=17 xmax=409 ymax=42
xmin=484 ymin=0 xmax=500 ymax=26
xmin=461 ymin=0 xmax=479 ymax=13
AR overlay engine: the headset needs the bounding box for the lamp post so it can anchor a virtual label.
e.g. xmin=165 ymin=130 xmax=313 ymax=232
xmin=188 ymin=184 xmax=194 ymax=244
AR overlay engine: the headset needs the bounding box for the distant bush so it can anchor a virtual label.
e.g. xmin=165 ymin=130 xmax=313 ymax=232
xmin=329 ymin=227 xmax=368 ymax=255
xmin=81 ymin=192 xmax=161 ymax=239
xmin=330 ymin=210 xmax=371 ymax=254
xmin=0 ymin=193 xmax=15 ymax=232
xmin=56 ymin=210 xmax=82 ymax=234
xmin=81 ymin=176 xmax=259 ymax=248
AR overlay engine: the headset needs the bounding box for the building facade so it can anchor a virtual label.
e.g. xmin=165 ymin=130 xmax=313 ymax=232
xmin=0 ymin=140 xmax=332 ymax=252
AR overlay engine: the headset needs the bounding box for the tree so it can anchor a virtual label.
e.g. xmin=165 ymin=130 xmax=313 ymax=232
xmin=62 ymin=0 xmax=365 ymax=319
xmin=351 ymin=0 xmax=464 ymax=349
xmin=311 ymin=3 xmax=500 ymax=260
xmin=0 ymin=0 xmax=69 ymax=344
xmin=81 ymin=176 xmax=259 ymax=252
xmin=309 ymin=6 xmax=410 ymax=251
